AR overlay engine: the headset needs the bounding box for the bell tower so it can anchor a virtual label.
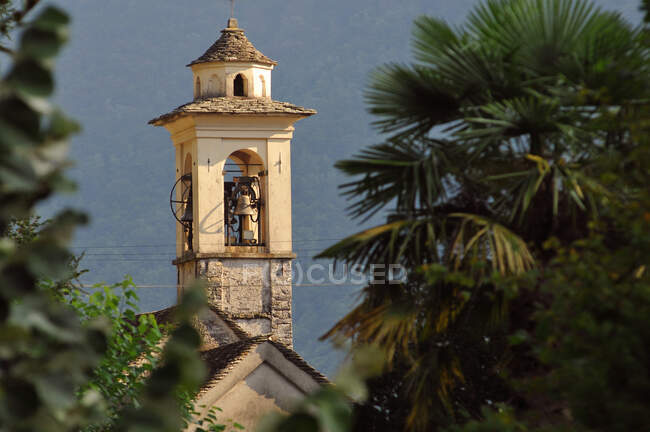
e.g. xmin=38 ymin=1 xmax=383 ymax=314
xmin=150 ymin=17 xmax=316 ymax=348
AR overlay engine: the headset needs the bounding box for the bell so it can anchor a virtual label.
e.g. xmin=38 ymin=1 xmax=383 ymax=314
xmin=234 ymin=194 xmax=254 ymax=216
xmin=180 ymin=202 xmax=193 ymax=223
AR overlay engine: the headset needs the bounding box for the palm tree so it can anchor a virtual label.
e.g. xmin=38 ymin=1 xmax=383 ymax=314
xmin=318 ymin=0 xmax=649 ymax=430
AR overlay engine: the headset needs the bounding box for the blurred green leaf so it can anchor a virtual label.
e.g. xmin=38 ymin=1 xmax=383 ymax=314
xmin=6 ymin=59 xmax=54 ymax=97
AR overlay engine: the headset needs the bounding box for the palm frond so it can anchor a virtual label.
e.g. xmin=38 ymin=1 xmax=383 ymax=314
xmin=322 ymin=299 xmax=420 ymax=364
xmin=335 ymin=139 xmax=456 ymax=220
xmin=366 ymin=64 xmax=461 ymax=138
xmin=316 ymin=218 xmax=441 ymax=267
xmin=448 ymin=213 xmax=535 ymax=275
xmin=411 ymin=16 xmax=461 ymax=65
xmin=460 ymin=95 xmax=563 ymax=141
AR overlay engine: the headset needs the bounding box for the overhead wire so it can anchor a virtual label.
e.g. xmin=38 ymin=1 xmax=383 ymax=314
xmin=70 ymin=238 xmax=359 ymax=286
xmin=68 ymin=237 xmax=347 ymax=250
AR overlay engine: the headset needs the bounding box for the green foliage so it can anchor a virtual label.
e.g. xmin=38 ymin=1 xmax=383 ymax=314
xmin=69 ymin=279 xmax=164 ymax=431
xmin=0 ymin=0 xmax=17 ymax=40
xmin=313 ymin=0 xmax=650 ymax=430
xmin=0 ymin=6 xmax=106 ymax=430
xmin=190 ymin=405 xmax=239 ymax=432
xmin=524 ymin=144 xmax=650 ymax=431
xmin=7 ymin=216 xmax=238 ymax=432
xmin=3 ymin=215 xmax=47 ymax=245
xmin=5 ymin=215 xmax=164 ymax=430
xmin=445 ymin=406 xmax=527 ymax=432
xmin=643 ymin=0 xmax=650 ymax=23
xmin=534 ymin=235 xmax=650 ymax=430
xmin=0 ymin=4 xmax=213 ymax=432
xmin=113 ymin=286 xmax=207 ymax=432
xmin=448 ymin=138 xmax=650 ymax=432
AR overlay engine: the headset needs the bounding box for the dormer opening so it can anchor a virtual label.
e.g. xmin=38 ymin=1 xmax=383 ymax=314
xmin=234 ymin=74 xmax=246 ymax=96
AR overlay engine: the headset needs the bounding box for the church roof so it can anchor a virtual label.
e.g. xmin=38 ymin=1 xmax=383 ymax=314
xmin=148 ymin=97 xmax=317 ymax=125
xmin=187 ymin=18 xmax=277 ymax=67
xmin=199 ymin=335 xmax=330 ymax=396
xmin=137 ymin=305 xmax=329 ymax=391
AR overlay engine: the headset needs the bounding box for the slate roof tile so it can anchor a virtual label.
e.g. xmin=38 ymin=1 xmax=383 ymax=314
xmin=149 ymin=97 xmax=316 ymax=125
xmin=198 ymin=336 xmax=329 ymax=397
xmin=137 ymin=306 xmax=328 ymax=391
xmin=188 ymin=19 xmax=277 ymax=67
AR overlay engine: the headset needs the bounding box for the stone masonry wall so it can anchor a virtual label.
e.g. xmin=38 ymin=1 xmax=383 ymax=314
xmin=269 ymin=260 xmax=292 ymax=347
xmin=183 ymin=258 xmax=293 ymax=348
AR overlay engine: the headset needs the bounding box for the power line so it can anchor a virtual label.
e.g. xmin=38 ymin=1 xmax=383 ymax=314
xmin=68 ymin=237 xmax=348 ymax=250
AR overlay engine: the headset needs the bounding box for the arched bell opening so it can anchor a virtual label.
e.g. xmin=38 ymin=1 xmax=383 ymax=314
xmin=170 ymin=153 xmax=194 ymax=253
xmin=223 ymin=150 xmax=265 ymax=247
xmin=233 ymin=73 xmax=247 ymax=97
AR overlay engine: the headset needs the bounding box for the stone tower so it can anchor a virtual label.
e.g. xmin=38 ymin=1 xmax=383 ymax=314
xmin=150 ymin=18 xmax=316 ymax=348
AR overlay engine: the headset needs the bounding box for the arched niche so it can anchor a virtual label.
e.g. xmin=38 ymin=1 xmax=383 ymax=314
xmin=223 ymin=149 xmax=265 ymax=247
xmin=259 ymin=74 xmax=267 ymax=98
xmin=195 ymin=77 xmax=202 ymax=99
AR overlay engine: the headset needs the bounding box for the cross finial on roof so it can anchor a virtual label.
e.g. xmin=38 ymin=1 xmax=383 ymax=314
xmin=223 ymin=0 xmax=238 ymax=29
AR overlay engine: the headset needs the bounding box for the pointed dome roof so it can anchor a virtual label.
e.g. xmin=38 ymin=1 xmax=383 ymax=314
xmin=187 ymin=18 xmax=277 ymax=67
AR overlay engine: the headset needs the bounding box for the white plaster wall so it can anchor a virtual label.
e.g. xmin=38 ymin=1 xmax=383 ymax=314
xmin=253 ymin=67 xmax=272 ymax=98
xmin=195 ymin=137 xmax=225 ymax=253
xmin=207 ymin=73 xmax=224 ymax=97
xmin=194 ymin=364 xmax=304 ymax=431
xmin=191 ymin=139 xmax=199 ymax=250
xmin=175 ymin=144 xmax=184 ymax=257
xmin=266 ymin=138 xmax=292 ymax=253
xmin=189 ymin=343 xmax=323 ymax=432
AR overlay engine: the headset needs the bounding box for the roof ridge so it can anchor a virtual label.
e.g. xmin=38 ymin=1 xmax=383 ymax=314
xmin=207 ymin=305 xmax=251 ymax=340
xmin=268 ymin=340 xmax=330 ymax=384
xmin=198 ymin=336 xmax=270 ymax=396
xmin=198 ymin=335 xmax=329 ymax=395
